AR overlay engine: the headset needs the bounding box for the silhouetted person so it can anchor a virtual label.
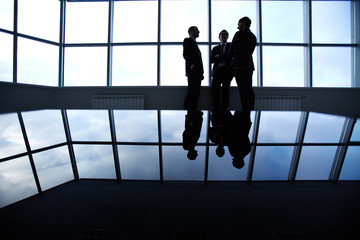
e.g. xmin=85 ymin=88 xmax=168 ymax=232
xmin=229 ymin=17 xmax=257 ymax=112
xmin=210 ymin=30 xmax=233 ymax=116
xmin=182 ymin=110 xmax=203 ymax=160
xmin=209 ymin=110 xmax=251 ymax=169
xmin=183 ymin=26 xmax=204 ymax=111
xmin=227 ymin=111 xmax=251 ymax=169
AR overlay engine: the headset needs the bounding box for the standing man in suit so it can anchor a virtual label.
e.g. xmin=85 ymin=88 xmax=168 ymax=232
xmin=183 ymin=26 xmax=204 ymax=111
xmin=229 ymin=17 xmax=257 ymax=112
xmin=210 ymin=30 xmax=233 ymax=123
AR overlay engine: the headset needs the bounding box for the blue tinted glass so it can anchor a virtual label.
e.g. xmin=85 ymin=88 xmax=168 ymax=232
xmin=0 ymin=156 xmax=38 ymax=208
xmin=257 ymin=111 xmax=300 ymax=143
xmin=0 ymin=113 xmax=27 ymax=159
xmin=114 ymin=110 xmax=158 ymax=142
xmin=162 ymin=146 xmax=205 ymax=181
xmin=253 ymin=146 xmax=293 ymax=181
xmin=304 ymin=112 xmax=345 ymax=143
xmin=350 ymin=119 xmax=360 ymax=142
xmin=161 ymin=111 xmax=208 ymax=144
xmin=73 ymin=144 xmax=116 ymax=179
xmin=67 ymin=110 xmax=111 ymax=141
xmin=22 ymin=110 xmax=66 ymax=150
xmin=208 ymin=146 xmax=248 ymax=181
xmin=296 ymin=146 xmax=337 ymax=180
xmin=118 ymin=145 xmax=159 ymax=180
xmin=33 ymin=146 xmax=73 ymax=191
xmin=339 ymin=146 xmax=360 ymax=180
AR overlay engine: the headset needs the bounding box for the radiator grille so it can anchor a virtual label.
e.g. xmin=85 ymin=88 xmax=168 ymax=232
xmin=255 ymin=96 xmax=304 ymax=111
xmin=92 ymin=95 xmax=145 ymax=109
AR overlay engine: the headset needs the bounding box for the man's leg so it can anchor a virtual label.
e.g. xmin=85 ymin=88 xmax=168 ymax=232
xmin=234 ymin=69 xmax=254 ymax=111
xmin=184 ymin=77 xmax=201 ymax=110
xmin=211 ymin=75 xmax=222 ymax=113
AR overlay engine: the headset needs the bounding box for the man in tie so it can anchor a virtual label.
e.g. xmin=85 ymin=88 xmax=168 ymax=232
xmin=183 ymin=26 xmax=204 ymax=111
xmin=210 ymin=30 xmax=233 ymax=116
xmin=229 ymin=17 xmax=257 ymax=112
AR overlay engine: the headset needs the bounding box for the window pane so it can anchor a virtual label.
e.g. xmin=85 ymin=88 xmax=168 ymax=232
xmin=0 ymin=0 xmax=13 ymax=31
xmin=339 ymin=146 xmax=360 ymax=180
xmin=0 ymin=157 xmax=38 ymax=208
xmin=112 ymin=46 xmax=157 ymax=86
xmin=253 ymin=146 xmax=293 ymax=181
xmin=262 ymin=1 xmax=303 ymax=43
xmin=163 ymin=146 xmax=205 ymax=181
xmin=257 ymin=111 xmax=301 ymax=143
xmin=67 ymin=110 xmax=111 ymax=142
xmin=350 ymin=119 xmax=360 ymax=142
xmin=312 ymin=1 xmax=351 ymax=44
xmin=161 ymin=110 xmax=208 ymax=144
xmin=118 ymin=145 xmax=159 ymax=180
xmin=114 ymin=110 xmax=158 ymax=142
xmin=113 ymin=1 xmax=157 ymax=42
xmin=212 ymin=0 xmax=256 ymax=42
xmin=312 ymin=47 xmax=351 ymax=87
xmin=64 ymin=47 xmax=107 ymax=86
xmin=18 ymin=0 xmax=60 ymax=42
xmin=0 ymin=32 xmax=13 ymax=82
xmin=22 ymin=110 xmax=66 ymax=150
xmin=18 ymin=38 xmax=58 ymax=86
xmin=0 ymin=113 xmax=26 ymax=159
xmin=74 ymin=144 xmax=115 ymax=179
xmin=304 ymin=112 xmax=345 ymax=143
xmin=161 ymin=45 xmax=209 ymax=86
xmin=65 ymin=1 xmax=108 ymax=43
xmin=263 ymin=46 xmax=304 ymax=87
xmin=296 ymin=146 xmax=337 ymax=180
xmin=161 ymin=0 xmax=208 ymax=42
xmin=33 ymin=146 xmax=73 ymax=191
xmin=208 ymin=146 xmax=248 ymax=181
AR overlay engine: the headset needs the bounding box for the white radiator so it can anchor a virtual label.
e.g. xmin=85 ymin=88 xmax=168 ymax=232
xmin=92 ymin=95 xmax=145 ymax=109
xmin=254 ymin=96 xmax=304 ymax=111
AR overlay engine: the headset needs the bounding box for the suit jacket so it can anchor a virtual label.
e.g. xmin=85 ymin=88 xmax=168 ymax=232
xmin=183 ymin=37 xmax=204 ymax=80
xmin=229 ymin=29 xmax=256 ymax=70
xmin=210 ymin=42 xmax=232 ymax=77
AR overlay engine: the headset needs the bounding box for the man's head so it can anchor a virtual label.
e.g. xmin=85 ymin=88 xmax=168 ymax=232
xmin=188 ymin=26 xmax=200 ymax=39
xmin=218 ymin=30 xmax=229 ymax=44
xmin=238 ymin=16 xmax=251 ymax=31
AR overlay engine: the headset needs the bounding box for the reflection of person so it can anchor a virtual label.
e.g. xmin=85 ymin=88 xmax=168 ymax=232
xmin=182 ymin=110 xmax=203 ymax=160
xmin=210 ymin=30 xmax=233 ymax=115
xmin=183 ymin=26 xmax=204 ymax=111
xmin=229 ymin=17 xmax=257 ymax=111
xmin=209 ymin=110 xmax=251 ymax=169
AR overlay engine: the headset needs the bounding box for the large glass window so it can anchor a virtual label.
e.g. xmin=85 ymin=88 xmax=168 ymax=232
xmin=113 ymin=0 xmax=158 ymax=43
xmin=262 ymin=1 xmax=304 ymax=43
xmin=64 ymin=47 xmax=107 ymax=86
xmin=33 ymin=146 xmax=73 ymax=191
xmin=0 ymin=156 xmax=38 ymax=208
xmin=18 ymin=0 xmax=60 ymax=42
xmin=22 ymin=110 xmax=66 ymax=150
xmin=0 ymin=32 xmax=13 ymax=83
xmin=0 ymin=0 xmax=13 ymax=31
xmin=112 ymin=46 xmax=157 ymax=86
xmin=67 ymin=110 xmax=111 ymax=142
xmin=312 ymin=47 xmax=352 ymax=87
xmin=161 ymin=0 xmax=208 ymax=42
xmin=0 ymin=113 xmax=26 ymax=159
xmin=17 ymin=37 xmax=58 ymax=86
xmin=65 ymin=1 xmax=108 ymax=43
xmin=312 ymin=1 xmax=351 ymax=44
xmin=263 ymin=46 xmax=305 ymax=87
xmin=211 ymin=0 xmax=257 ymax=42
